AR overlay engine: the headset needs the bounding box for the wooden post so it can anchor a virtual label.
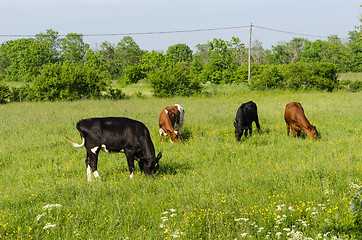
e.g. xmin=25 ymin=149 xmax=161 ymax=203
xmin=248 ymin=22 xmax=252 ymax=85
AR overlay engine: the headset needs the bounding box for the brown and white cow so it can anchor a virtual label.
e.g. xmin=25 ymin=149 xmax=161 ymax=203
xmin=159 ymin=104 xmax=184 ymax=142
xmin=284 ymin=102 xmax=319 ymax=139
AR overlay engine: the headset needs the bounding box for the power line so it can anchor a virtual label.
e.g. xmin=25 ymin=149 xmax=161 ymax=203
xmin=253 ymin=25 xmax=328 ymax=39
xmin=0 ymin=26 xmax=250 ymax=38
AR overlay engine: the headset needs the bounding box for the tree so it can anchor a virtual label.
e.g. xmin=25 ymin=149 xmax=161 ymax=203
xmin=98 ymin=41 xmax=120 ymax=78
xmin=166 ymin=43 xmax=193 ymax=63
xmin=60 ymin=33 xmax=89 ymax=62
xmin=115 ymin=36 xmax=143 ymax=71
xmin=0 ymin=38 xmax=53 ymax=81
xmin=35 ymin=29 xmax=61 ymax=62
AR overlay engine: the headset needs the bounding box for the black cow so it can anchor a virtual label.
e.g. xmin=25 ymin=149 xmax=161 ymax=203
xmin=234 ymin=101 xmax=261 ymax=141
xmin=65 ymin=117 xmax=162 ymax=181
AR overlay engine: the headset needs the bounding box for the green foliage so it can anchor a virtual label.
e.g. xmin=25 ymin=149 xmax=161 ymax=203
xmin=60 ymin=33 xmax=89 ymax=63
xmin=251 ymin=62 xmax=338 ymax=91
xmin=124 ymin=64 xmax=145 ymax=84
xmin=149 ymin=61 xmax=201 ymax=97
xmin=0 ymin=83 xmax=10 ymax=104
xmin=0 ymin=38 xmax=54 ymax=81
xmin=166 ymin=43 xmax=193 ymax=63
xmin=106 ymin=87 xmax=125 ymax=100
xmin=33 ymin=62 xmax=107 ymax=101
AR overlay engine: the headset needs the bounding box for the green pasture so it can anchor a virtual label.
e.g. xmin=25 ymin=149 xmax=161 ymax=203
xmin=0 ymin=88 xmax=361 ymax=239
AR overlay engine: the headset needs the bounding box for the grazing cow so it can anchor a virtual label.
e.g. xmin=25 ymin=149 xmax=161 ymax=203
xmin=284 ymin=102 xmax=318 ymax=139
xmin=159 ymin=104 xmax=185 ymax=142
xmin=234 ymin=101 xmax=261 ymax=141
xmin=65 ymin=117 xmax=162 ymax=181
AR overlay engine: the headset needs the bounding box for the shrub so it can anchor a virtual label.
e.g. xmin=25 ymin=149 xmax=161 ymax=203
xmin=106 ymin=87 xmax=125 ymax=100
xmin=349 ymin=81 xmax=362 ymax=92
xmin=0 ymin=83 xmax=10 ymax=104
xmin=252 ymin=62 xmax=339 ymax=91
xmin=149 ymin=62 xmax=201 ymax=97
xmin=250 ymin=65 xmax=283 ymax=90
xmin=124 ymin=64 xmax=146 ymax=84
xmin=33 ymin=62 xmax=108 ymax=101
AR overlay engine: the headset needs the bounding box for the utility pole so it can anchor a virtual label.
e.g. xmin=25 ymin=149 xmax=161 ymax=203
xmin=248 ymin=22 xmax=252 ymax=85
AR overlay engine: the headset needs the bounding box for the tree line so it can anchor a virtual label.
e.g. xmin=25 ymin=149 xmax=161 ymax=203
xmin=0 ymin=23 xmax=361 ymax=103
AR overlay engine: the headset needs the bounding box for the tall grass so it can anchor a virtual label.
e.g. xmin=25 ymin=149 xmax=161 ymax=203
xmin=0 ymin=88 xmax=361 ymax=239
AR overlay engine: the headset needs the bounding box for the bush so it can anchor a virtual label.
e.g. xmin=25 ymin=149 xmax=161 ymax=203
xmin=251 ymin=62 xmax=338 ymax=91
xmin=0 ymin=83 xmax=10 ymax=104
xmin=149 ymin=62 xmax=201 ymax=97
xmin=33 ymin=62 xmax=108 ymax=101
xmin=124 ymin=64 xmax=146 ymax=84
xmin=106 ymin=87 xmax=125 ymax=100
xmin=250 ymin=65 xmax=283 ymax=90
xmin=349 ymin=81 xmax=362 ymax=92
xmin=9 ymin=85 xmax=34 ymax=102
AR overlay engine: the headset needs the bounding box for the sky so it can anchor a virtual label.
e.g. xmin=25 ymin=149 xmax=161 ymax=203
xmin=0 ymin=0 xmax=361 ymax=52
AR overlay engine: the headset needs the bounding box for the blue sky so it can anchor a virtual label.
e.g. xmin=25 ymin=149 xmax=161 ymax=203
xmin=1 ymin=0 xmax=361 ymax=51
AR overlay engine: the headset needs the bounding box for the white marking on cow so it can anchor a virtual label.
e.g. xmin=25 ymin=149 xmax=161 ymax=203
xmin=164 ymin=109 xmax=168 ymax=114
xmin=87 ymin=165 xmax=92 ymax=182
xmin=93 ymin=170 xmax=100 ymax=179
xmin=91 ymin=146 xmax=99 ymax=154
xmin=174 ymin=130 xmax=178 ymax=135
xmin=72 ymin=137 xmax=85 ymax=148
xmin=159 ymin=128 xmax=166 ymax=136
xmin=101 ymin=144 xmax=110 ymax=153
xmin=174 ymin=104 xmax=184 ymax=134
xmin=130 ymin=172 xmax=134 ymax=179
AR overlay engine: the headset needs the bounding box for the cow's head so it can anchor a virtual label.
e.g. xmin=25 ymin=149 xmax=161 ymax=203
xmin=307 ymin=125 xmax=319 ymax=140
xmin=234 ymin=121 xmax=243 ymax=141
xmin=168 ymin=130 xmax=181 ymax=142
xmin=143 ymin=152 xmax=162 ymax=176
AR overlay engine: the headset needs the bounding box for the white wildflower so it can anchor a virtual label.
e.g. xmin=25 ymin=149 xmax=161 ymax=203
xmin=159 ymin=224 xmax=164 ymax=228
xmin=257 ymin=227 xmax=264 ymax=232
xmin=288 ymin=206 xmax=295 ymax=211
xmin=170 ymin=208 xmax=176 ymax=212
xmin=240 ymin=233 xmax=248 ymax=237
xmin=170 ymin=213 xmax=177 ymax=217
xmin=161 ymin=211 xmax=168 ymax=215
xmin=36 ymin=213 xmax=46 ymax=221
xmin=42 ymin=204 xmax=62 ymax=210
xmin=276 ymin=204 xmax=285 ymax=211
xmin=43 ymin=223 xmax=56 ymax=229
xmin=283 ymin=228 xmax=291 ymax=232
xmin=234 ymin=218 xmax=249 ymax=222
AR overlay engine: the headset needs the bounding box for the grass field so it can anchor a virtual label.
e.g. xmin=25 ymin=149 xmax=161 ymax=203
xmin=0 ymin=86 xmax=361 ymax=239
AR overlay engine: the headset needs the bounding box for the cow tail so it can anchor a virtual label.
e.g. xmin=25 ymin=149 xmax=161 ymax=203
xmin=64 ymin=120 xmax=85 ymax=148
xmin=64 ymin=135 xmax=85 ymax=148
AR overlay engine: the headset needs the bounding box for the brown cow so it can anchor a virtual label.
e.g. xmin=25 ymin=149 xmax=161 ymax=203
xmin=284 ymin=102 xmax=318 ymax=139
xmin=159 ymin=104 xmax=184 ymax=142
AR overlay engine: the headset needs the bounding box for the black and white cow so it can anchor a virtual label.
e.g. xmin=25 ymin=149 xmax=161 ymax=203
xmin=66 ymin=117 xmax=162 ymax=181
xmin=234 ymin=101 xmax=261 ymax=141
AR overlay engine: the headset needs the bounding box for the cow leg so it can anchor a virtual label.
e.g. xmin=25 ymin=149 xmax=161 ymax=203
xmin=255 ymin=119 xmax=261 ymax=133
xmin=244 ymin=129 xmax=248 ymax=138
xmin=138 ymin=161 xmax=144 ymax=172
xmin=124 ymin=150 xmax=136 ymax=179
xmin=86 ymin=150 xmax=100 ymax=182
xmin=297 ymin=130 xmax=301 ymax=138
xmin=290 ymin=127 xmax=297 ymax=138
xmin=286 ymin=124 xmax=290 ymax=136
